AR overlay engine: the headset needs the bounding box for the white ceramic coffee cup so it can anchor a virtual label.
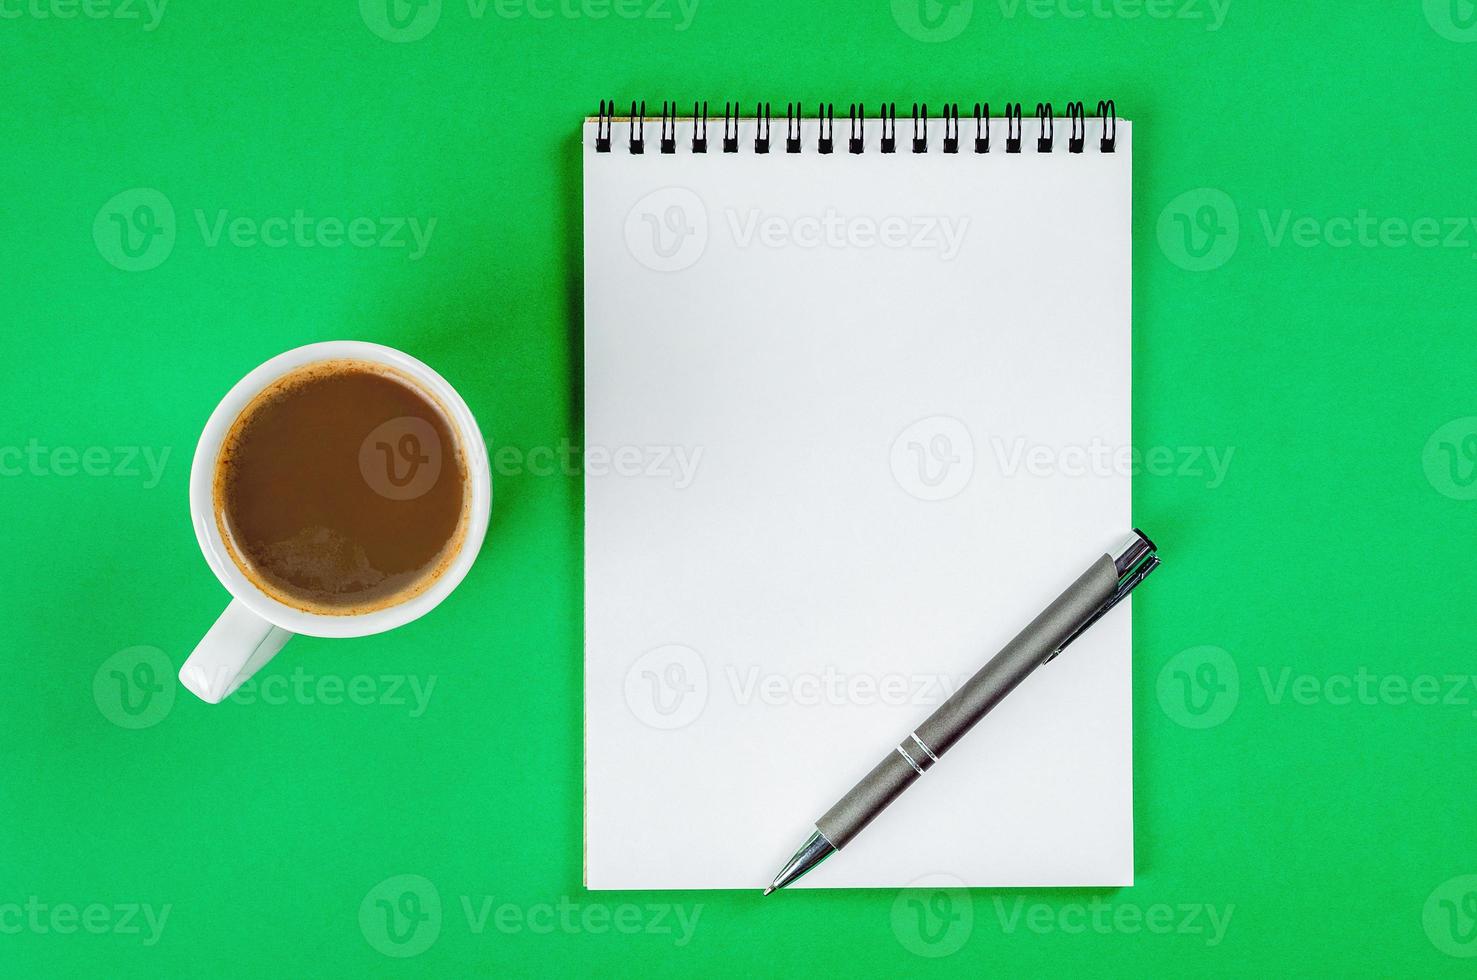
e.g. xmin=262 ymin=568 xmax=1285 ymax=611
xmin=179 ymin=341 xmax=492 ymax=704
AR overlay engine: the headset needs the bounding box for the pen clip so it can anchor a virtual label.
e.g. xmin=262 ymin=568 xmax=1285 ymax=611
xmin=1048 ymin=532 xmax=1160 ymax=660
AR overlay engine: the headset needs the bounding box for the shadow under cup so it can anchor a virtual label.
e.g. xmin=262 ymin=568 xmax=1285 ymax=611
xmin=213 ymin=358 xmax=472 ymax=616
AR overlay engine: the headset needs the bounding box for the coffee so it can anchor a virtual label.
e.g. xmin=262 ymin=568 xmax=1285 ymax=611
xmin=214 ymin=359 xmax=469 ymax=614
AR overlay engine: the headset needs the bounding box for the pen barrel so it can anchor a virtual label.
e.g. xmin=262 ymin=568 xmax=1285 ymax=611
xmin=915 ymin=554 xmax=1120 ymax=757
xmin=817 ymin=749 xmax=923 ymax=849
xmin=816 ymin=554 xmax=1121 ymax=850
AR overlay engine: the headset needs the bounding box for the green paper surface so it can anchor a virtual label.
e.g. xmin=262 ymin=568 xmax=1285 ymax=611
xmin=3 ymin=0 xmax=1476 ymax=974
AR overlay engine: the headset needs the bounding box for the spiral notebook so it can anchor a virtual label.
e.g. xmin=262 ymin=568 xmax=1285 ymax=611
xmin=584 ymin=101 xmax=1133 ymax=890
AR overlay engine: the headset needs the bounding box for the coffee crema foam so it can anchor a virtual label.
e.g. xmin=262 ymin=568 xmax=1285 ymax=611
xmin=213 ymin=358 xmax=470 ymax=616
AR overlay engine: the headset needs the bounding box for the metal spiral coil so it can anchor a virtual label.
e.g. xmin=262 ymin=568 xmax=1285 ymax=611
xmin=591 ymin=99 xmax=1119 ymax=154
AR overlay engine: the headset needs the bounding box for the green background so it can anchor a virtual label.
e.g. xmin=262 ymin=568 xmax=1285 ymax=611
xmin=4 ymin=0 xmax=1476 ymax=974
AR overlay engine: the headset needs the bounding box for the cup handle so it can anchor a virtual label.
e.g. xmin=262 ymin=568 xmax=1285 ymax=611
xmin=179 ymin=599 xmax=293 ymax=704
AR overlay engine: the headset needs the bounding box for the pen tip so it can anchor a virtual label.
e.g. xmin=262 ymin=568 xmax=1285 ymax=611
xmin=762 ymin=886 xmax=775 ymax=896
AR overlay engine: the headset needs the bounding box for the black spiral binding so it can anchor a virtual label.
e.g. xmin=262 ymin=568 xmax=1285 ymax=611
xmin=629 ymin=100 xmax=645 ymax=154
xmin=596 ymin=99 xmax=614 ymax=152
xmin=593 ymin=100 xmax=1119 ymax=155
xmin=722 ymin=102 xmax=739 ymax=153
xmin=1035 ymin=103 xmax=1053 ymax=153
xmin=692 ymin=101 xmax=708 ymax=153
xmin=880 ymin=102 xmax=897 ymax=153
xmin=973 ymin=102 xmax=990 ymax=153
xmin=786 ymin=103 xmax=802 ymax=153
xmin=1066 ymin=101 xmax=1085 ymax=153
xmin=1004 ymin=102 xmax=1022 ymax=153
xmin=1097 ymin=99 xmax=1117 ymax=152
xmin=660 ymin=101 xmax=677 ymax=154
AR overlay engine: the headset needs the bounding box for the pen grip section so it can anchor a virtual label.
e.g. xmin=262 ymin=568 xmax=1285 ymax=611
xmin=817 ymin=749 xmax=922 ymax=849
xmin=915 ymin=555 xmax=1120 ymax=758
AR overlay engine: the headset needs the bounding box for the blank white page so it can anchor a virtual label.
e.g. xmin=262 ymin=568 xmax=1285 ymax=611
xmin=584 ymin=113 xmax=1132 ymax=889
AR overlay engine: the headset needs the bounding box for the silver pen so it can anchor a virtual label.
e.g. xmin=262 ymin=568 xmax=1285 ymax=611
xmin=764 ymin=530 xmax=1160 ymax=894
